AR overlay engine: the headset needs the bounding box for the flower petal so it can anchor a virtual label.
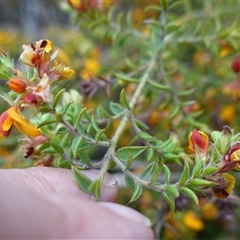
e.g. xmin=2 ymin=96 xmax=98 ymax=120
xmin=7 ymin=107 xmax=41 ymax=137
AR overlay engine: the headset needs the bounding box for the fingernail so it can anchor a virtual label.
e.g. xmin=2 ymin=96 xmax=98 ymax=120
xmin=103 ymin=174 xmax=117 ymax=187
xmin=99 ymin=202 xmax=152 ymax=227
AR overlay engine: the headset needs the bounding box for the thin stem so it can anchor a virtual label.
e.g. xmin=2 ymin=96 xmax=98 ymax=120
xmin=94 ymin=57 xmax=157 ymax=187
xmin=61 ymin=119 xmax=110 ymax=147
xmin=111 ymin=154 xmax=167 ymax=192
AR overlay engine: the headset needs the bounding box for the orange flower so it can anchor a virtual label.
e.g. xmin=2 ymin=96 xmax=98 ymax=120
xmin=211 ymin=173 xmax=235 ymax=199
xmin=189 ymin=129 xmax=209 ymax=153
xmin=0 ymin=107 xmax=41 ymax=138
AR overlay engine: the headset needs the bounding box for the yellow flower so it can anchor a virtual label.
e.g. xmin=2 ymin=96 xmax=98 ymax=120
xmin=80 ymin=58 xmax=100 ymax=81
xmin=0 ymin=107 xmax=41 ymax=138
xmin=61 ymin=67 xmax=75 ymax=79
xmin=183 ymin=210 xmax=204 ymax=231
xmin=189 ymin=129 xmax=209 ymax=153
xmin=220 ymin=105 xmax=235 ymax=124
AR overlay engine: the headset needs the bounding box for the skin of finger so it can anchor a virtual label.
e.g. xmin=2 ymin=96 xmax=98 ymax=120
xmin=0 ymin=167 xmax=118 ymax=202
xmin=0 ymin=177 xmax=153 ymax=239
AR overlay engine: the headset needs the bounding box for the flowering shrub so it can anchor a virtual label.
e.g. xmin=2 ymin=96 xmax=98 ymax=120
xmin=2 ymin=0 xmax=240 ymax=239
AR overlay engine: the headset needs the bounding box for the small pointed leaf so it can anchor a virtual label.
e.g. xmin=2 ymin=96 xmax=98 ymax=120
xmin=72 ymin=166 xmax=92 ymax=193
xmin=180 ymin=187 xmax=199 ymax=205
xmin=128 ymin=183 xmax=143 ymax=203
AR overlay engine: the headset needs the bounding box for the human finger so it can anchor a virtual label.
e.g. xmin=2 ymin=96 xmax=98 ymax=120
xmin=0 ymin=167 xmax=118 ymax=202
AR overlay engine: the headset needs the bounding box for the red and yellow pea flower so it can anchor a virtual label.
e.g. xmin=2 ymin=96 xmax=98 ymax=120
xmin=219 ymin=143 xmax=240 ymax=172
xmin=0 ymin=107 xmax=42 ymax=138
xmin=211 ymin=173 xmax=235 ymax=199
xmin=189 ymin=129 xmax=209 ymax=153
xmin=25 ymin=73 xmax=52 ymax=103
xmin=20 ymin=39 xmax=52 ymax=78
xmin=20 ymin=39 xmax=52 ymax=67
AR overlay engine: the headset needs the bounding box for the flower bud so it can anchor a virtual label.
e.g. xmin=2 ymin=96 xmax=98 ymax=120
xmin=8 ymin=78 xmax=27 ymax=93
xmin=189 ymin=129 xmax=209 ymax=153
xmin=231 ymin=56 xmax=240 ymax=73
xmin=0 ymin=111 xmax=13 ymax=136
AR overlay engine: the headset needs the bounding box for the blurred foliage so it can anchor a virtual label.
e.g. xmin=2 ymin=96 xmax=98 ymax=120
xmin=2 ymin=0 xmax=240 ymax=239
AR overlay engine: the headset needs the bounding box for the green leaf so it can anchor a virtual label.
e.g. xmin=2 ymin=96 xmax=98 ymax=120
xmin=128 ymin=183 xmax=143 ymax=203
xmin=177 ymin=88 xmax=195 ymax=97
xmin=58 ymin=160 xmax=71 ymax=169
xmin=115 ymin=72 xmax=139 ymax=83
xmin=179 ymin=161 xmax=190 ymax=185
xmin=202 ymin=167 xmax=218 ymax=176
xmin=39 ymin=105 xmax=51 ymax=113
xmin=180 ymin=187 xmax=198 ymax=205
xmin=117 ymin=146 xmax=147 ymax=161
xmin=211 ymin=131 xmax=221 ymax=142
xmin=163 ymin=152 xmax=179 ymax=161
xmin=125 ymin=150 xmax=133 ymax=170
xmin=50 ymin=141 xmax=64 ymax=154
xmin=144 ymin=4 xmax=161 ymax=12
xmin=117 ymin=11 xmax=124 ymax=25
xmin=95 ymin=129 xmax=106 ymax=143
xmin=120 ymin=89 xmax=130 ymax=110
xmin=91 ymin=115 xmax=100 ymax=132
xmin=109 ymin=102 xmax=123 ymax=115
xmin=72 ymin=166 xmax=92 ymax=193
xmin=134 ymin=118 xmax=149 ymax=130
xmin=148 ymin=79 xmax=171 ymax=91
xmin=88 ymin=178 xmax=102 ymax=199
xmin=52 ymin=88 xmax=66 ymax=109
xmin=138 ymin=131 xmax=154 ymax=141
xmin=96 ymin=105 xmax=110 ymax=118
xmin=189 ymin=178 xmax=214 ymax=187
xmin=78 ymin=151 xmax=91 ymax=164
xmin=37 ymin=119 xmax=58 ymax=128
xmin=78 ymin=142 xmax=92 ymax=151
xmin=61 ymin=102 xmax=73 ymax=115
xmin=146 ymin=147 xmax=154 ymax=161
xmin=75 ymin=107 xmax=87 ymax=128
xmin=169 ymin=105 xmax=180 ymax=118
xmin=156 ymin=138 xmax=172 ymax=149
xmin=71 ymin=136 xmax=83 ymax=158
xmin=61 ymin=132 xmax=70 ymax=148
xmin=56 ymin=126 xmax=68 ymax=135
xmin=150 ymin=162 xmax=162 ymax=183
xmin=162 ymin=0 xmax=168 ymax=9
xmin=140 ymin=162 xmax=155 ymax=179
xmin=163 ymin=192 xmax=175 ymax=212
xmin=165 ymin=185 xmax=179 ymax=198
xmin=192 ymin=158 xmax=203 ymax=178
xmin=125 ymin=175 xmax=135 ymax=191
xmin=163 ymin=164 xmax=171 ymax=183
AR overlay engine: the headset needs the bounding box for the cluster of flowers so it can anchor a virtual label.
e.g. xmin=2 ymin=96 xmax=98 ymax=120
xmin=0 ymin=39 xmax=74 ymax=160
xmin=189 ymin=128 xmax=239 ymax=199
